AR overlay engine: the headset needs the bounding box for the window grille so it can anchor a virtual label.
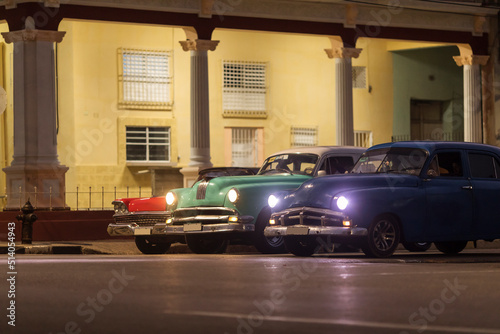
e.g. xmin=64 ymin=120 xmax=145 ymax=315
xmin=291 ymin=127 xmax=318 ymax=147
xmin=231 ymin=128 xmax=259 ymax=167
xmin=354 ymin=130 xmax=373 ymax=148
xmin=223 ymin=61 xmax=267 ymax=118
xmin=126 ymin=126 xmax=170 ymax=162
xmin=352 ymin=66 xmax=367 ymax=89
xmin=119 ymin=49 xmax=172 ymax=110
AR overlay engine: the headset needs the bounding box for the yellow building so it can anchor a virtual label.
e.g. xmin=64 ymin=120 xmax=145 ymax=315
xmin=0 ymin=1 xmax=497 ymax=210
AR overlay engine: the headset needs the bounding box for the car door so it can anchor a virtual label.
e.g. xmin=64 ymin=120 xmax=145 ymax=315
xmin=423 ymin=150 xmax=473 ymax=239
xmin=467 ymin=151 xmax=500 ymax=237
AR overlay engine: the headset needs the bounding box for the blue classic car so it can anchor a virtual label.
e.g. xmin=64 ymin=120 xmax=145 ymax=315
xmin=164 ymin=146 xmax=365 ymax=254
xmin=264 ymin=141 xmax=500 ymax=257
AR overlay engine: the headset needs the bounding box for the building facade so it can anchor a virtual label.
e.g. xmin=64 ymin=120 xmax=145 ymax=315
xmin=0 ymin=0 xmax=498 ymax=210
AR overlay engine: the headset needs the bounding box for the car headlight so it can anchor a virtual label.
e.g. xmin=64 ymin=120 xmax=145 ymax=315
xmin=166 ymin=192 xmax=176 ymax=206
xmin=268 ymin=194 xmax=279 ymax=208
xmin=113 ymin=201 xmax=128 ymax=214
xmin=336 ymin=196 xmax=349 ymax=211
xmin=227 ymin=188 xmax=239 ymax=203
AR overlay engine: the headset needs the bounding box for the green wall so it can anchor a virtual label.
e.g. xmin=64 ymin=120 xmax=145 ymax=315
xmin=392 ymin=46 xmax=463 ymax=140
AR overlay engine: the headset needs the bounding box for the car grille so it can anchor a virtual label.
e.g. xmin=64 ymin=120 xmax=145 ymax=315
xmin=114 ymin=213 xmax=169 ymax=227
xmin=172 ymin=207 xmax=237 ymax=225
xmin=196 ymin=180 xmax=209 ymax=200
xmin=275 ymin=207 xmax=343 ymax=227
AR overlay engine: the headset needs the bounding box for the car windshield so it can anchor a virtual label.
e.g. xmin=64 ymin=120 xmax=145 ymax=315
xmin=258 ymin=153 xmax=319 ymax=175
xmin=351 ymin=147 xmax=427 ymax=175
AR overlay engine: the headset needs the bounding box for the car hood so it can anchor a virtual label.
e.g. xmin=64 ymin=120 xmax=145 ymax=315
xmin=277 ymin=173 xmax=419 ymax=210
xmin=176 ymin=173 xmax=310 ymax=207
xmin=127 ymin=196 xmax=166 ymax=212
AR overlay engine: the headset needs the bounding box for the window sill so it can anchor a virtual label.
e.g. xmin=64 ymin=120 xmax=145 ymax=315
xmin=126 ymin=162 xmax=177 ymax=168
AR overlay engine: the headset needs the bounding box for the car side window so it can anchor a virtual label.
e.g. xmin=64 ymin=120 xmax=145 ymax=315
xmin=427 ymin=152 xmax=463 ymax=177
xmin=468 ymin=153 xmax=500 ymax=179
xmin=319 ymin=156 xmax=354 ymax=175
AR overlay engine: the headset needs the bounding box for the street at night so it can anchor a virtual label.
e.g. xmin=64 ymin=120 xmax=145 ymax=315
xmin=3 ymin=250 xmax=500 ymax=334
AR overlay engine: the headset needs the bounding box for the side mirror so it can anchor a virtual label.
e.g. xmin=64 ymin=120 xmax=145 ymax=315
xmin=317 ymin=170 xmax=327 ymax=177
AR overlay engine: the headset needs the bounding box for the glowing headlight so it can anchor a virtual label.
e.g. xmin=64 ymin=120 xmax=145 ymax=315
xmin=228 ymin=188 xmax=239 ymax=203
xmin=268 ymin=194 xmax=279 ymax=208
xmin=336 ymin=196 xmax=349 ymax=211
xmin=113 ymin=202 xmax=128 ymax=214
xmin=166 ymin=192 xmax=176 ymax=206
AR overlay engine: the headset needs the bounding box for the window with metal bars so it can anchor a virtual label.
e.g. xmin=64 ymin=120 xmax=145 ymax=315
xmin=291 ymin=127 xmax=317 ymax=147
xmin=126 ymin=126 xmax=170 ymax=162
xmin=223 ymin=61 xmax=267 ymax=118
xmin=231 ymin=128 xmax=259 ymax=167
xmin=119 ymin=49 xmax=172 ymax=110
xmin=354 ymin=130 xmax=373 ymax=148
xmin=352 ymin=66 xmax=367 ymax=89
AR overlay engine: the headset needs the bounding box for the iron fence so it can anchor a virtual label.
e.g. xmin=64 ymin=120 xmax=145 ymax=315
xmin=0 ymin=186 xmax=152 ymax=211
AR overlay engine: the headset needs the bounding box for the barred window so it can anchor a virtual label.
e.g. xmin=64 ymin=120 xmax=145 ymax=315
xmin=291 ymin=127 xmax=317 ymax=147
xmin=126 ymin=126 xmax=170 ymax=162
xmin=119 ymin=49 xmax=172 ymax=110
xmin=354 ymin=130 xmax=373 ymax=148
xmin=231 ymin=128 xmax=259 ymax=167
xmin=223 ymin=61 xmax=267 ymax=118
xmin=352 ymin=66 xmax=367 ymax=89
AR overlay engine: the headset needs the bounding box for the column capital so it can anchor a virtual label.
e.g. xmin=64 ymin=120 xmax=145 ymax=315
xmin=325 ymin=47 xmax=362 ymax=59
xmin=453 ymin=55 xmax=489 ymax=67
xmin=179 ymin=39 xmax=219 ymax=52
xmin=2 ymin=29 xmax=66 ymax=43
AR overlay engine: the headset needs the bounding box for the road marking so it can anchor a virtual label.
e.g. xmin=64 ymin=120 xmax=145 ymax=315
xmin=164 ymin=310 xmax=500 ymax=334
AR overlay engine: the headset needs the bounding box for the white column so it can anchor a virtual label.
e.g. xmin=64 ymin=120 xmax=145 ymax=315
xmin=453 ymin=55 xmax=489 ymax=143
xmin=179 ymin=39 xmax=219 ymax=186
xmin=1 ymin=26 xmax=68 ymax=209
xmin=325 ymin=47 xmax=362 ymax=146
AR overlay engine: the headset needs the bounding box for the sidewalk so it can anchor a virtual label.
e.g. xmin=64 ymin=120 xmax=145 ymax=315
xmin=0 ymin=239 xmax=259 ymax=255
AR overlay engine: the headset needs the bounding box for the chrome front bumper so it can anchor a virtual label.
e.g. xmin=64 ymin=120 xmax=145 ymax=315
xmin=165 ymin=222 xmax=255 ymax=234
xmin=164 ymin=206 xmax=255 ymax=234
xmin=107 ymin=223 xmax=167 ymax=236
xmin=264 ymin=225 xmax=367 ymax=237
xmin=108 ymin=211 xmax=170 ymax=236
xmin=264 ymin=206 xmax=367 ymax=237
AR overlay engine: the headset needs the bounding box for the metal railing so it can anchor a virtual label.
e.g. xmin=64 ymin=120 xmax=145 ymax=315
xmin=1 ymin=186 xmax=152 ymax=211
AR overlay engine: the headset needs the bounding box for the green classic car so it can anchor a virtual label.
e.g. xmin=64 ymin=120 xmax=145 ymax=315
xmin=164 ymin=146 xmax=365 ymax=254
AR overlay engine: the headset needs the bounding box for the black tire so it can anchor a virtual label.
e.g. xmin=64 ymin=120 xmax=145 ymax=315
xmin=402 ymin=241 xmax=432 ymax=252
xmin=284 ymin=236 xmax=318 ymax=257
xmin=185 ymin=234 xmax=228 ymax=254
xmin=134 ymin=236 xmax=171 ymax=254
xmin=362 ymin=214 xmax=400 ymax=258
xmin=253 ymin=208 xmax=287 ymax=254
xmin=434 ymin=241 xmax=468 ymax=254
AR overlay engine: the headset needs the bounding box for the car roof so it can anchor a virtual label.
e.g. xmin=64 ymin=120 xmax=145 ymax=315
xmin=368 ymin=141 xmax=500 ymax=154
xmin=268 ymin=146 xmax=366 ymax=157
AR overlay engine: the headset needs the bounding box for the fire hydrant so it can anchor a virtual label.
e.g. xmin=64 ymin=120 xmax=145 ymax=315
xmin=16 ymin=200 xmax=38 ymax=244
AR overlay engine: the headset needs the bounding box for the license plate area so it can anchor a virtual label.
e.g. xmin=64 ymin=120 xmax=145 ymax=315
xmin=134 ymin=227 xmax=151 ymax=235
xmin=184 ymin=223 xmax=203 ymax=232
xmin=287 ymin=226 xmax=309 ymax=235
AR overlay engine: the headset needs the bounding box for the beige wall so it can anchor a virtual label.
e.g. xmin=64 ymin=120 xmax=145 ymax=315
xmin=0 ymin=19 xmax=446 ymax=208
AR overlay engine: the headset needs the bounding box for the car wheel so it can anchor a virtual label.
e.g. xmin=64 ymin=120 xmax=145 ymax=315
xmin=402 ymin=241 xmax=432 ymax=252
xmin=134 ymin=236 xmax=171 ymax=254
xmin=185 ymin=234 xmax=228 ymax=254
xmin=284 ymin=236 xmax=318 ymax=257
xmin=434 ymin=241 xmax=468 ymax=255
xmin=362 ymin=214 xmax=400 ymax=258
xmin=253 ymin=208 xmax=287 ymax=254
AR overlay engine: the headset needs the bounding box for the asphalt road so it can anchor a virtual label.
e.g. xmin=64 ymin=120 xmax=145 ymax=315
xmin=2 ymin=250 xmax=500 ymax=334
